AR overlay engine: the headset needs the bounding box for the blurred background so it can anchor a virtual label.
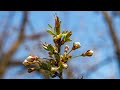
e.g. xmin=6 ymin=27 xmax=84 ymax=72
xmin=0 ymin=11 xmax=120 ymax=79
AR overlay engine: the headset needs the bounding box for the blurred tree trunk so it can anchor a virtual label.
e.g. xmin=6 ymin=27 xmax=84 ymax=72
xmin=102 ymin=11 xmax=120 ymax=77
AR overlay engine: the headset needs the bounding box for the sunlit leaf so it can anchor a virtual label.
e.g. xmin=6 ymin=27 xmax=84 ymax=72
xmin=66 ymin=38 xmax=72 ymax=42
xmin=41 ymin=62 xmax=49 ymax=70
xmin=66 ymin=31 xmax=72 ymax=39
xmin=47 ymin=30 xmax=55 ymax=35
xmin=47 ymin=44 xmax=55 ymax=52
xmin=48 ymin=24 xmax=52 ymax=29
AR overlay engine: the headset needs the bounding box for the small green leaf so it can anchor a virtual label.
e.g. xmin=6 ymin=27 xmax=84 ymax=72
xmin=62 ymin=31 xmax=68 ymax=36
xmin=47 ymin=62 xmax=51 ymax=70
xmin=54 ymin=53 xmax=60 ymax=62
xmin=47 ymin=44 xmax=55 ymax=52
xmin=66 ymin=38 xmax=72 ymax=42
xmin=54 ymin=27 xmax=57 ymax=35
xmin=49 ymin=73 xmax=53 ymax=77
xmin=41 ymin=62 xmax=49 ymax=70
xmin=42 ymin=45 xmax=49 ymax=51
xmin=66 ymin=31 xmax=72 ymax=39
xmin=48 ymin=24 xmax=52 ymax=29
xmin=47 ymin=30 xmax=55 ymax=35
xmin=59 ymin=64 xmax=64 ymax=72
xmin=42 ymin=42 xmax=50 ymax=51
xmin=63 ymin=35 xmax=66 ymax=41
xmin=61 ymin=31 xmax=72 ymax=44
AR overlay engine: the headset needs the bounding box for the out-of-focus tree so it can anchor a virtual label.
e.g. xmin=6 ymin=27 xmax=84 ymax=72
xmin=102 ymin=11 xmax=120 ymax=76
xmin=0 ymin=11 xmax=47 ymax=79
xmin=83 ymin=11 xmax=120 ymax=78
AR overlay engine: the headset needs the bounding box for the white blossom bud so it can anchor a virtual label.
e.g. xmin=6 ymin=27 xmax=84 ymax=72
xmin=85 ymin=50 xmax=94 ymax=56
xmin=62 ymin=63 xmax=68 ymax=69
xmin=64 ymin=45 xmax=70 ymax=52
xmin=72 ymin=42 xmax=81 ymax=50
xmin=23 ymin=59 xmax=31 ymax=66
xmin=23 ymin=55 xmax=39 ymax=66
xmin=51 ymin=67 xmax=58 ymax=72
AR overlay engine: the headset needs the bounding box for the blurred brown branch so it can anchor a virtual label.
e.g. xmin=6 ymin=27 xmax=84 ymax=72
xmin=8 ymin=61 xmax=23 ymax=66
xmin=83 ymin=56 xmax=113 ymax=78
xmin=65 ymin=67 xmax=74 ymax=79
xmin=0 ymin=12 xmax=15 ymax=57
xmin=0 ymin=11 xmax=28 ymax=78
xmin=26 ymin=33 xmax=47 ymax=40
xmin=0 ymin=11 xmax=49 ymax=79
xmin=102 ymin=11 xmax=120 ymax=76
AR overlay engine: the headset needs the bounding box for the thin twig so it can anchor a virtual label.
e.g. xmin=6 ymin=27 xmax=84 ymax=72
xmin=67 ymin=49 xmax=72 ymax=55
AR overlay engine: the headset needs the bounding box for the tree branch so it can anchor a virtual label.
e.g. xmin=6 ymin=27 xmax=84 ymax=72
xmin=8 ymin=61 xmax=22 ymax=66
xmin=0 ymin=11 xmax=28 ymax=78
xmin=83 ymin=56 xmax=113 ymax=78
xmin=25 ymin=32 xmax=47 ymax=40
xmin=0 ymin=12 xmax=15 ymax=58
xmin=102 ymin=11 xmax=120 ymax=76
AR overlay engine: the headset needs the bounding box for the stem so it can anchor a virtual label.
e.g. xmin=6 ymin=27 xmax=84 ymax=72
xmin=59 ymin=75 xmax=63 ymax=79
xmin=58 ymin=72 xmax=63 ymax=79
xmin=67 ymin=49 xmax=73 ymax=55
xmin=58 ymin=39 xmax=64 ymax=79
xmin=42 ymin=58 xmax=51 ymax=60
xmin=71 ymin=55 xmax=80 ymax=59
xmin=58 ymin=39 xmax=61 ymax=53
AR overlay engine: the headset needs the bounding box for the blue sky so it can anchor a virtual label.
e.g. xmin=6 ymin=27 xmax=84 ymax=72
xmin=1 ymin=11 xmax=119 ymax=79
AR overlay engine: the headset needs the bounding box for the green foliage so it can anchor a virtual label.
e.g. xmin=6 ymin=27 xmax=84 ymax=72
xmin=47 ymin=30 xmax=55 ymax=35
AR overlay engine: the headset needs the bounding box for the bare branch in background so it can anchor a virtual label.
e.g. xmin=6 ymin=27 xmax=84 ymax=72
xmin=8 ymin=61 xmax=23 ymax=66
xmin=102 ymin=11 xmax=120 ymax=76
xmin=83 ymin=56 xmax=113 ymax=78
xmin=112 ymin=11 xmax=120 ymax=17
xmin=0 ymin=12 xmax=15 ymax=57
xmin=0 ymin=11 xmax=52 ymax=79
xmin=0 ymin=11 xmax=28 ymax=78
xmin=65 ymin=67 xmax=74 ymax=79
xmin=26 ymin=33 xmax=47 ymax=40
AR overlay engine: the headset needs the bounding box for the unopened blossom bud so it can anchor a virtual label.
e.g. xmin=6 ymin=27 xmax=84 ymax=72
xmin=23 ymin=59 xmax=31 ymax=66
xmin=42 ymin=43 xmax=49 ymax=50
xmin=72 ymin=42 xmax=81 ymax=50
xmin=28 ymin=68 xmax=36 ymax=73
xmin=54 ymin=34 xmax=62 ymax=41
xmin=51 ymin=67 xmax=58 ymax=72
xmin=85 ymin=50 xmax=94 ymax=56
xmin=56 ymin=35 xmax=61 ymax=40
xmin=64 ymin=45 xmax=69 ymax=52
xmin=26 ymin=55 xmax=38 ymax=62
xmin=62 ymin=63 xmax=68 ymax=69
xmin=23 ymin=55 xmax=39 ymax=66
